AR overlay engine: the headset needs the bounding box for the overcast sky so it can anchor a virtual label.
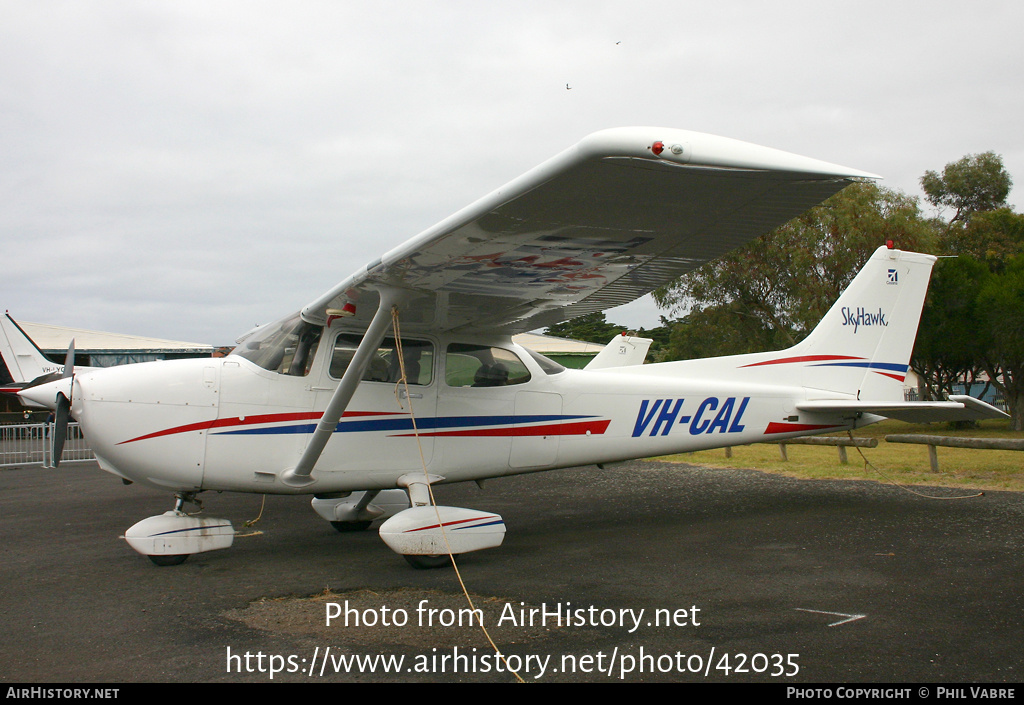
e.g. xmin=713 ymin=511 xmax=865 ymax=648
xmin=3 ymin=1 xmax=1022 ymax=345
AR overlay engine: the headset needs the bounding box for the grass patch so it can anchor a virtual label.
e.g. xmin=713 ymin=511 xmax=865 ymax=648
xmin=657 ymin=419 xmax=1024 ymax=492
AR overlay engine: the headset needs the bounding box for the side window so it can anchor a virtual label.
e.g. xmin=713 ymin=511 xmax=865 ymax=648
xmin=330 ymin=335 xmax=433 ymax=385
xmin=445 ymin=343 xmax=532 ymax=388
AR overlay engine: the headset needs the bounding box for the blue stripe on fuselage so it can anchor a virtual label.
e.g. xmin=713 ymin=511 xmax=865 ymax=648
xmin=212 ymin=414 xmax=594 ymax=436
xmin=810 ymin=361 xmax=908 ymax=373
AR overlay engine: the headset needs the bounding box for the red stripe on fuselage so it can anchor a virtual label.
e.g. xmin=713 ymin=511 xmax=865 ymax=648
xmin=875 ymin=372 xmax=906 ymax=382
xmin=764 ymin=422 xmax=845 ymax=435
xmin=117 ymin=410 xmax=403 ymax=445
xmin=740 ymin=355 xmax=864 ymax=368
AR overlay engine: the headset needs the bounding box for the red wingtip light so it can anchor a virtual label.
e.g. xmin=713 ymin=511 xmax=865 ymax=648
xmin=651 ymin=141 xmax=664 ymax=156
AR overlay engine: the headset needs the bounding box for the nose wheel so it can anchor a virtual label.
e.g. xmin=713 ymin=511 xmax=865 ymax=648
xmin=123 ymin=492 xmax=234 ymax=566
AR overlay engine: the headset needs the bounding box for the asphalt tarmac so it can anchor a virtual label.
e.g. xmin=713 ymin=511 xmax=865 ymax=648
xmin=1 ymin=458 xmax=1022 ymax=684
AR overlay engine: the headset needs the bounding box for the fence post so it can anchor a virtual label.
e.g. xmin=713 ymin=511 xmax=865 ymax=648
xmin=928 ymin=444 xmax=939 ymax=473
xmin=42 ymin=422 xmax=53 ymax=469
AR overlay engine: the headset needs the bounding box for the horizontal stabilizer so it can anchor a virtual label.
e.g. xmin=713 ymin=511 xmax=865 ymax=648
xmin=797 ymin=395 xmax=1009 ymax=424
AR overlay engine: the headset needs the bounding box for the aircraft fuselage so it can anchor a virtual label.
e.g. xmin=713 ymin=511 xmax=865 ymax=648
xmin=68 ymin=329 xmax=850 ymax=494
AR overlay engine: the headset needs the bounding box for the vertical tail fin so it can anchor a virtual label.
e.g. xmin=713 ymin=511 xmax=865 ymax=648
xmin=585 ymin=246 xmax=936 ymax=406
xmin=782 ymin=246 xmax=936 ymax=399
xmin=0 ymin=313 xmax=62 ymax=383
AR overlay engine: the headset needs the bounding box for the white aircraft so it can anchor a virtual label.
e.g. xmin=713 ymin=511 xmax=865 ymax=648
xmin=19 ymin=127 xmax=1007 ymax=568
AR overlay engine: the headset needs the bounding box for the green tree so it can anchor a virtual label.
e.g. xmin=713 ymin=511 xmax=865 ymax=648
xmin=911 ymin=256 xmax=990 ymax=402
xmin=944 ymin=207 xmax=1024 ymax=266
xmin=653 ymin=182 xmax=936 ymax=357
xmin=921 ymin=151 xmax=1012 ymax=226
xmin=661 ymin=303 xmax=793 ymax=361
xmin=915 ymin=154 xmax=1022 ymax=429
xmin=977 ymin=255 xmax=1024 ymax=430
xmin=544 ymin=312 xmax=674 ymax=360
xmin=543 ymin=312 xmax=626 ymax=345
xmin=634 ymin=318 xmax=674 ymax=360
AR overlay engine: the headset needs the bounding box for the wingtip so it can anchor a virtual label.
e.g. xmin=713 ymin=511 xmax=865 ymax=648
xmin=577 ymin=126 xmax=879 ymax=179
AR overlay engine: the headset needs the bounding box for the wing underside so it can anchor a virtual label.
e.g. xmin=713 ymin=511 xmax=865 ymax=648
xmin=300 ymin=127 xmax=877 ymax=335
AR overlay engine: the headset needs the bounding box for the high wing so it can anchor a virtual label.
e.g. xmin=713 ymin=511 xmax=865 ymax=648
xmin=298 ymin=127 xmax=878 ymax=335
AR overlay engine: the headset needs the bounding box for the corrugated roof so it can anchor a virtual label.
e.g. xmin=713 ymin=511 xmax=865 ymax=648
xmin=20 ymin=321 xmax=213 ymax=354
xmin=512 ymin=332 xmax=605 ymax=354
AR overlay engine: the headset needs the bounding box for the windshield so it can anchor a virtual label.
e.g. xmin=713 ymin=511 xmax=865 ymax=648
xmin=232 ymin=313 xmax=323 ymax=376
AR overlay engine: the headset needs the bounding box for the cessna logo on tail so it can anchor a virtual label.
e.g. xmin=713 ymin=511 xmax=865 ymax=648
xmin=841 ymin=307 xmax=888 ymax=333
xmin=633 ymin=397 xmax=750 ymax=437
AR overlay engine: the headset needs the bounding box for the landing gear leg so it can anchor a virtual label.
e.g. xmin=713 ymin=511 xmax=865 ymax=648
xmin=312 ymin=490 xmax=410 ymax=532
xmin=173 ymin=491 xmax=201 ymax=514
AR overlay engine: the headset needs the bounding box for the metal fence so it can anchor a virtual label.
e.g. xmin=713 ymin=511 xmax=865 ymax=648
xmin=0 ymin=422 xmax=95 ymax=468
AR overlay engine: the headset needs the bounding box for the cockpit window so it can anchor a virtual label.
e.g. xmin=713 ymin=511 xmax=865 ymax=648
xmin=232 ymin=314 xmax=323 ymax=376
xmin=445 ymin=343 xmax=532 ymax=387
xmin=330 ymin=334 xmax=434 ymax=385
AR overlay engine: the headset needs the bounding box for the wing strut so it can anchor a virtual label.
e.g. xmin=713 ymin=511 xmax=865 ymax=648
xmin=281 ymin=288 xmax=404 ymax=488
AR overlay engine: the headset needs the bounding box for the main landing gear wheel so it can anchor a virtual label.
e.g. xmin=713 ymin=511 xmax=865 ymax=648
xmin=403 ymin=554 xmax=458 ymax=570
xmin=330 ymin=520 xmax=373 ymax=533
xmin=148 ymin=554 xmax=189 ymax=567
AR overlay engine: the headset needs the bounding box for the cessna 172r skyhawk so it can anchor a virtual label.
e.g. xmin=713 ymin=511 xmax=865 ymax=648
xmin=19 ymin=127 xmax=1007 ymax=568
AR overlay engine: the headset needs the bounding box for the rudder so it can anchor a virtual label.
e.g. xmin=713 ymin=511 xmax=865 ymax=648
xmin=785 ymin=245 xmax=936 ymax=399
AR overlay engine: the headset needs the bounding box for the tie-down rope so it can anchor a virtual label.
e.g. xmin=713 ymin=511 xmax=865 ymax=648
xmin=390 ymin=307 xmax=526 ymax=683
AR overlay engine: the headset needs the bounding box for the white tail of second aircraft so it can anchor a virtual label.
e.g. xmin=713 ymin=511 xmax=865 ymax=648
xmin=625 ymin=245 xmax=936 ymax=402
xmin=585 ymin=333 xmax=653 ymax=370
xmin=0 ymin=313 xmax=63 ymax=383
